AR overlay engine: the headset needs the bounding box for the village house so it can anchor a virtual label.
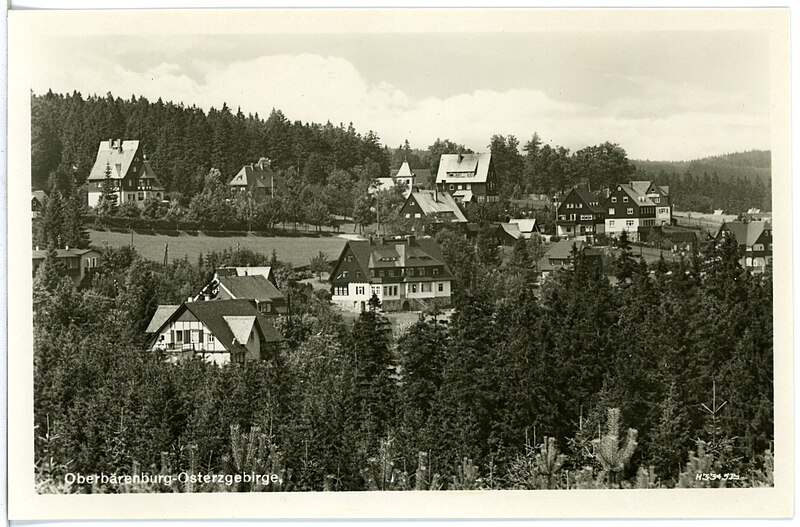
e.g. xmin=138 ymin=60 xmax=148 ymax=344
xmin=87 ymin=139 xmax=165 ymax=208
xmin=716 ymin=220 xmax=773 ymax=273
xmin=32 ymin=189 xmax=47 ymax=219
xmin=436 ymin=152 xmax=499 ymax=203
xmin=228 ymin=158 xmax=285 ymax=199
xmin=555 ymin=187 xmax=606 ymax=238
xmin=536 ymin=239 xmax=603 ymax=279
xmin=191 ymin=267 xmax=286 ymax=314
xmin=32 ymin=246 xmax=102 ymax=286
xmin=603 ymin=181 xmax=671 ymax=241
xmin=146 ymin=299 xmax=284 ymax=365
xmin=399 ymin=187 xmax=468 ymax=225
xmin=329 ymin=235 xmax=454 ymax=312
xmin=492 ymin=219 xmax=541 ymax=246
xmin=371 ymin=161 xmax=416 ymax=198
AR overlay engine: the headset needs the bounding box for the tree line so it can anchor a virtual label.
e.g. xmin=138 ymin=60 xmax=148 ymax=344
xmin=33 ymin=228 xmax=773 ymax=492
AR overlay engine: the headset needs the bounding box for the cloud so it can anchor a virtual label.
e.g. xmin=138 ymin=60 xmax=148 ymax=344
xmin=29 ymin=51 xmax=769 ymax=161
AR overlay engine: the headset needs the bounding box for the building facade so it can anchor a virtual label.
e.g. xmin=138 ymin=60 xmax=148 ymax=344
xmin=329 ymin=235 xmax=454 ymax=312
xmin=32 ymin=247 xmax=101 ymax=286
xmin=87 ymin=139 xmax=165 ymax=208
xmin=146 ymin=299 xmax=284 ymax=365
xmin=435 ymin=153 xmax=499 ymax=203
xmin=399 ymin=188 xmax=468 ymax=225
xmin=555 ymin=188 xmax=606 ymax=238
xmin=228 ymin=158 xmax=285 ymax=199
xmin=717 ymin=221 xmax=773 ymax=273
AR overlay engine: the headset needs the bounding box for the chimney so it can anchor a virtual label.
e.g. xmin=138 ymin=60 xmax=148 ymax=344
xmin=604 ymin=187 xmax=610 ymax=198
xmin=407 ymin=235 xmax=416 ymax=246
xmin=435 ymin=181 xmax=441 ymax=202
xmin=187 ymin=296 xmax=194 ymax=303
xmin=204 ymin=294 xmax=212 ymax=301
xmin=118 ymin=139 xmax=123 ymax=153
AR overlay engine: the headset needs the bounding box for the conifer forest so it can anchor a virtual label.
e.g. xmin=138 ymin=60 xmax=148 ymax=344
xmin=32 ymin=91 xmax=774 ymax=492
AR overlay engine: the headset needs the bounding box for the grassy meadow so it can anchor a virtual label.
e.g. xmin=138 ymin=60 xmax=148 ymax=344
xmin=88 ymin=229 xmax=348 ymax=267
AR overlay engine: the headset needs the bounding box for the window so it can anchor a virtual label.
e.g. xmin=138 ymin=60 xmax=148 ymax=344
xmin=378 ymin=270 xmax=384 ymax=277
xmin=346 ymin=255 xmax=354 ymax=262
xmin=457 ymin=184 xmax=463 ymax=190
xmin=623 ymin=196 xmax=629 ymax=202
xmin=627 ymin=208 xmax=634 ymax=215
xmin=609 ymin=220 xmax=615 ymax=227
xmin=405 ymin=213 xmax=411 ymax=218
xmin=611 ymin=197 xmax=617 ymax=203
xmin=408 ymin=268 xmax=414 ymax=277
xmin=438 ymin=283 xmax=444 ymax=292
xmin=466 ymin=184 xmax=471 ymax=189
xmin=433 ymin=267 xmax=439 ymax=276
xmin=207 ymin=333 xmax=214 ymax=343
xmin=754 ymin=244 xmax=764 ymax=251
xmin=414 ymin=213 xmax=421 ymax=218
xmin=569 ymin=214 xmax=576 ymax=221
xmin=128 ymin=194 xmax=135 ymax=201
xmin=356 ymin=286 xmax=365 ymax=295
xmin=577 ymin=203 xmax=583 ymax=209
xmin=138 ymin=192 xmax=144 ymax=201
xmin=410 ymin=284 xmax=417 ymax=293
xmin=608 ymin=208 xmax=615 ymax=215
xmin=419 ymin=268 xmax=425 ymax=276
xmin=423 ymin=283 xmax=432 ymax=292
xmin=626 ymin=220 xmax=634 ymax=227
xmin=449 ymin=185 xmax=455 ymax=191
xmin=355 ymin=270 xmax=362 ymax=278
xmin=580 ymin=214 xmax=593 ymax=220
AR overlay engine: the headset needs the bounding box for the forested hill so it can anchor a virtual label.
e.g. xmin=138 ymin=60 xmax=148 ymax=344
xmin=31 ymin=90 xmax=391 ymax=193
xmin=632 ymin=150 xmax=772 ymax=213
xmin=633 ymin=150 xmax=771 ymax=184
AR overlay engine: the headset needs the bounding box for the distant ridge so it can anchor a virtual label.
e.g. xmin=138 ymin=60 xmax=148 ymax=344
xmin=632 ymin=150 xmax=771 ymax=184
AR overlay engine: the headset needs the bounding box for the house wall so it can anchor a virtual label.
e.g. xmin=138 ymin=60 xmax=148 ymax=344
xmin=605 ymin=217 xmax=642 ymax=241
xmin=331 ymin=281 xmax=372 ymax=311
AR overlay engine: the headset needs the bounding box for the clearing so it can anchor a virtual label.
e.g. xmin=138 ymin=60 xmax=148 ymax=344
xmin=88 ymin=229 xmax=348 ymax=267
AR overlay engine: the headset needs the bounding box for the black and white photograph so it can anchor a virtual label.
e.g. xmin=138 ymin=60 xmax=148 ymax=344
xmin=6 ymin=6 xmax=793 ymax=521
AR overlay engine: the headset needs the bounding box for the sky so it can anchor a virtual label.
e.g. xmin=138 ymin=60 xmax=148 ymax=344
xmin=28 ymin=30 xmax=772 ymax=161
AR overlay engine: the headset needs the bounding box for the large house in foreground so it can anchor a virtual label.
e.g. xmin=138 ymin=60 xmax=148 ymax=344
xmin=87 ymin=139 xmax=164 ymax=208
xmin=716 ymin=220 xmax=773 ymax=273
xmin=329 ymin=235 xmax=453 ymax=312
xmin=146 ymin=299 xmax=284 ymax=365
xmin=436 ymin=153 xmax=499 ymax=203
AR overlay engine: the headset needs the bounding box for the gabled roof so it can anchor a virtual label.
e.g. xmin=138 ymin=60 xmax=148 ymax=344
xmin=332 ymin=236 xmax=453 ymax=280
xmin=218 ymin=275 xmax=284 ymax=303
xmin=509 ymin=218 xmax=538 ymax=234
xmin=32 ymin=190 xmax=47 ymax=204
xmin=224 ymin=315 xmax=257 ymax=344
xmin=497 ymin=222 xmax=522 ymax=240
xmin=570 ymin=187 xmax=606 ymax=213
xmin=719 ymin=221 xmax=772 ymax=247
xmin=615 ymin=183 xmax=656 ymax=206
xmin=229 ymin=161 xmax=285 ymax=193
xmin=148 ymin=299 xmax=283 ymax=352
xmin=407 ymin=189 xmax=468 ymax=222
xmin=87 ymin=140 xmax=141 ymax=181
xmin=629 ymin=181 xmax=652 ymax=196
xmin=145 ymin=305 xmax=180 ymax=333
xmin=436 ymin=153 xmax=493 ymax=184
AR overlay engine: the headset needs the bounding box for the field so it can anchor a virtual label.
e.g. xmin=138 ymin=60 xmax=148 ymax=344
xmin=88 ymin=229 xmax=348 ymax=267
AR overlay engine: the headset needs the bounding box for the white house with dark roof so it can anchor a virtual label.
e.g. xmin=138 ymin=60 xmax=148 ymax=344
xmin=146 ymin=299 xmax=284 ymax=365
xmin=435 ymin=152 xmax=499 ymax=203
xmin=32 ymin=247 xmax=101 ymax=286
xmin=87 ymin=139 xmax=164 ymax=208
xmin=329 ymin=235 xmax=454 ymax=312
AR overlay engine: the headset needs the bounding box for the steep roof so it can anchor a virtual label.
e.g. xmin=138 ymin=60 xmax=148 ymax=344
xmin=218 ymin=275 xmax=284 ymax=302
xmin=572 ymin=187 xmax=606 ymax=213
xmin=408 ymin=189 xmax=468 ymax=222
xmin=224 ymin=315 xmax=257 ymax=344
xmin=145 ymin=305 xmax=180 ymax=333
xmin=188 ymin=300 xmax=283 ymax=347
xmin=720 ymin=221 xmax=772 ymax=247
xmin=228 ymin=161 xmax=285 ymax=193
xmin=509 ymin=218 xmax=538 ymax=234
xmin=616 ymin=183 xmax=656 ymax=206
xmin=88 ymin=140 xmax=141 ymax=181
xmin=392 ymin=161 xmax=415 ymax=179
xmin=629 ymin=181 xmax=652 ymax=196
xmin=436 ymin=153 xmax=493 ymax=184
xmin=334 ymin=236 xmax=453 ymax=279
xmin=497 ymin=222 xmax=522 ymax=240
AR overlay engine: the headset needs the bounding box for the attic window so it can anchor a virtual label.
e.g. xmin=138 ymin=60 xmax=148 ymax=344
xmin=346 ymin=255 xmax=354 ymax=262
xmin=379 ymin=256 xmax=399 ymax=262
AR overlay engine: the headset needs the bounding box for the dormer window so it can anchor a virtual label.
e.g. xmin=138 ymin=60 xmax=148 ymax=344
xmin=623 ymin=196 xmax=629 ymax=202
